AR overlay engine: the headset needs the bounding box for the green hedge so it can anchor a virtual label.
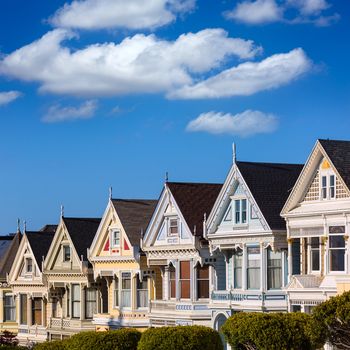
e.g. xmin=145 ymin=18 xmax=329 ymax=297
xmin=34 ymin=329 xmax=141 ymax=350
xmin=137 ymin=326 xmax=223 ymax=350
xmin=221 ymin=312 xmax=322 ymax=350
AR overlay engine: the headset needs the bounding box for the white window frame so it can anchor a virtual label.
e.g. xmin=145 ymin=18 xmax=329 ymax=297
xmin=111 ymin=229 xmax=121 ymax=248
xmin=25 ymin=257 xmax=33 ymax=274
xmin=62 ymin=245 xmax=71 ymax=262
xmin=328 ymin=233 xmax=346 ymax=274
xmin=320 ymin=172 xmax=336 ymax=200
xmin=168 ymin=218 xmax=179 ymax=236
xmin=308 ymin=237 xmax=321 ymax=274
xmin=233 ymin=198 xmax=248 ymax=225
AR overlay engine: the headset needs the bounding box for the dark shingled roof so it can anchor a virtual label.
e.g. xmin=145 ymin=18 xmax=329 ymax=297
xmin=26 ymin=231 xmax=55 ymax=271
xmin=0 ymin=233 xmax=21 ymax=280
xmin=319 ymin=139 xmax=350 ymax=190
xmin=236 ymin=161 xmax=303 ymax=230
xmin=63 ymin=217 xmax=101 ymax=260
xmin=111 ymin=199 xmax=158 ymax=246
xmin=167 ymin=182 xmax=223 ymax=237
xmin=40 ymin=224 xmax=58 ymax=233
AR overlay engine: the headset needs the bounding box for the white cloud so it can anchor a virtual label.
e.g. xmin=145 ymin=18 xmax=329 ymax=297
xmin=186 ymin=110 xmax=278 ymax=137
xmin=225 ymin=0 xmax=338 ymax=26
xmin=169 ymin=48 xmax=311 ymax=99
xmin=0 ymin=28 xmax=260 ymax=97
xmin=225 ymin=0 xmax=283 ymax=24
xmin=50 ymin=0 xmax=196 ymax=30
xmin=0 ymin=90 xmax=22 ymax=106
xmin=42 ymin=100 xmax=97 ymax=123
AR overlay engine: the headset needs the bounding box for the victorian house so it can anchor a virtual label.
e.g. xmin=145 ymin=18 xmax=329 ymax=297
xmin=282 ymin=139 xmax=350 ymax=312
xmin=43 ymin=216 xmax=101 ymax=340
xmin=206 ymin=156 xmax=303 ymax=332
xmin=89 ymin=198 xmax=157 ymax=331
xmin=142 ymin=181 xmax=223 ymax=327
xmin=0 ymin=230 xmax=21 ymax=335
xmin=8 ymin=225 xmax=56 ymax=345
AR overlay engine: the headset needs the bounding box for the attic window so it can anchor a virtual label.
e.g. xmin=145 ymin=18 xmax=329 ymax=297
xmin=234 ymin=199 xmax=247 ymax=224
xmin=112 ymin=230 xmax=120 ymax=248
xmin=321 ymin=174 xmax=336 ymax=200
xmin=63 ymin=245 xmax=71 ymax=262
xmin=168 ymin=219 xmax=179 ymax=236
xmin=26 ymin=258 xmax=33 ymax=273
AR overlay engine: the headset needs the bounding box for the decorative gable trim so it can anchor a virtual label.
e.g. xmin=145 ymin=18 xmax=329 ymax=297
xmin=207 ymin=163 xmax=269 ymax=235
xmin=281 ymin=140 xmax=350 ymax=215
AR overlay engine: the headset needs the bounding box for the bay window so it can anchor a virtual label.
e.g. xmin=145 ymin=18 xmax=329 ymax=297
xmin=247 ymin=247 xmax=260 ymax=289
xmin=179 ymin=261 xmax=191 ymax=299
xmin=72 ymin=284 xmax=80 ymax=318
xmin=4 ymin=294 xmax=15 ymax=322
xmin=234 ymin=249 xmax=243 ymax=289
xmin=197 ymin=265 xmax=209 ymax=299
xmin=85 ymin=288 xmax=97 ymax=319
xmin=121 ymin=272 xmax=131 ymax=307
xmin=137 ymin=277 xmax=148 ymax=308
xmin=267 ymin=249 xmax=282 ymax=290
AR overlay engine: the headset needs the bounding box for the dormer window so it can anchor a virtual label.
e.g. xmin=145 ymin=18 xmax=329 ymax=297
xmin=234 ymin=199 xmax=247 ymax=224
xmin=321 ymin=174 xmax=335 ymax=200
xmin=63 ymin=245 xmax=71 ymax=262
xmin=168 ymin=219 xmax=178 ymax=236
xmin=112 ymin=230 xmax=120 ymax=248
xmin=26 ymin=258 xmax=33 ymax=273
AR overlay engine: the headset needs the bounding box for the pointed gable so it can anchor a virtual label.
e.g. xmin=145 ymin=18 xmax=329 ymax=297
xmin=319 ymin=139 xmax=350 ymax=192
xmin=111 ymin=199 xmax=157 ymax=246
xmin=237 ymin=161 xmax=303 ymax=230
xmin=167 ymin=182 xmax=222 ymax=237
xmin=0 ymin=232 xmax=21 ymax=280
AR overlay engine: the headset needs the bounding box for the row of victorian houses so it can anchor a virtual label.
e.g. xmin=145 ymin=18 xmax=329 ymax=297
xmin=1 ymin=138 xmax=350 ymax=347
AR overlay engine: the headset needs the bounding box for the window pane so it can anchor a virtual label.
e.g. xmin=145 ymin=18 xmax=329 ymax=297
xmin=20 ymin=294 xmax=27 ymax=325
xmin=310 ymin=237 xmax=319 ymax=248
xmin=180 ymin=280 xmax=190 ymax=299
xmin=114 ymin=277 xmax=119 ymax=307
xmin=169 ymin=266 xmax=176 ymax=298
xmin=85 ymin=288 xmax=97 ymax=319
xmin=330 ymin=175 xmax=335 ymax=186
xmin=242 ymin=200 xmax=247 ymax=223
xmin=247 ymin=247 xmax=260 ymax=289
xmin=329 ymin=249 xmax=345 ymax=271
xmin=32 ymin=298 xmax=42 ymax=325
xmin=311 ymin=250 xmax=320 ymax=271
xmin=197 ymin=265 xmax=209 ymax=279
xmin=180 ymin=261 xmax=191 ymax=298
xmin=267 ymin=250 xmax=282 ymax=290
xmin=180 ymin=261 xmax=190 ymax=279
xmin=234 ymin=250 xmax=243 ymax=289
xmin=329 ymin=235 xmax=345 ymax=248
xmin=122 ymin=273 xmax=131 ymax=289
xmin=322 ymin=176 xmax=327 ymax=187
xmin=235 ymin=200 xmax=240 ymax=224
xmin=197 ymin=265 xmax=209 ymax=299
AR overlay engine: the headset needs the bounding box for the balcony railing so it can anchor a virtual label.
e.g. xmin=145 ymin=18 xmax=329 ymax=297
xmin=211 ymin=290 xmax=286 ymax=302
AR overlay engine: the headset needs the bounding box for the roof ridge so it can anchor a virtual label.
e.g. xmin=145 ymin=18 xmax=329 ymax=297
xmin=237 ymin=160 xmax=304 ymax=167
xmin=166 ymin=181 xmax=222 ymax=186
xmin=319 ymin=138 xmax=350 ymax=143
xmin=111 ymin=198 xmax=157 ymax=202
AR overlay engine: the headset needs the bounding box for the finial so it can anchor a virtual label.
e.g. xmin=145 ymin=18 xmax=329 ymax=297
xmin=109 ymin=186 xmax=113 ymax=200
xmin=194 ymin=225 xmax=196 ymax=234
xmin=23 ymin=220 xmax=27 ymax=233
xmin=165 ymin=171 xmax=169 ymax=183
xmin=60 ymin=205 xmax=64 ymax=218
xmin=17 ymin=218 xmax=20 ymax=233
xmin=232 ymin=142 xmax=236 ymax=164
xmin=140 ymin=228 xmax=144 ymax=239
xmin=204 ymin=213 xmax=207 ymax=223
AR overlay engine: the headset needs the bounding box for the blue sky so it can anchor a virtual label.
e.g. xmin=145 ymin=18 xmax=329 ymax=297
xmin=0 ymin=0 xmax=349 ymax=234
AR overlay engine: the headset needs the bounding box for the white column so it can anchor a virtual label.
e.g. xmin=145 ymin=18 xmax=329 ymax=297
xmin=176 ymin=261 xmax=180 ymax=301
xmin=260 ymin=243 xmax=265 ymax=292
xmin=0 ymin=290 xmax=4 ymax=323
xmin=80 ymin=284 xmax=85 ymax=320
xmin=191 ymin=260 xmax=195 ymax=302
xmin=163 ymin=266 xmax=169 ymax=300
xmin=288 ymin=238 xmax=293 ymax=282
xmin=242 ymin=244 xmax=247 ymax=290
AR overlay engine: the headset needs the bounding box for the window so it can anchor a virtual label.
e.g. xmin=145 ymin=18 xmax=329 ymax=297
xmin=112 ymin=230 xmax=120 ymax=247
xmin=72 ymin=284 xmax=81 ymax=318
xmin=26 ymin=258 xmax=33 ymax=273
xmin=137 ymin=277 xmax=148 ymax=308
xmin=66 ymin=287 xmax=70 ymax=317
xmin=32 ymin=298 xmax=42 ymax=325
xmin=234 ymin=249 xmax=243 ymax=289
xmin=52 ymin=298 xmax=57 ymax=318
xmin=267 ymin=249 xmax=282 ymax=290
xmin=169 ymin=265 xmax=176 ymax=299
xmin=310 ymin=237 xmax=320 ymax=272
xmin=4 ymin=294 xmax=15 ymax=322
xmin=121 ymin=272 xmax=131 ymax=307
xmin=169 ymin=219 xmax=178 ymax=236
xmin=180 ymin=261 xmax=191 ymax=299
xmin=197 ymin=265 xmax=209 ymax=299
xmin=247 ymin=247 xmax=260 ymax=289
xmin=329 ymin=234 xmax=345 ymax=272
xmin=321 ymin=174 xmax=336 ymax=200
xmin=63 ymin=245 xmax=70 ymax=262
xmin=234 ymin=199 xmax=247 ymax=224
xmin=85 ymin=288 xmax=97 ymax=319
xmin=20 ymin=294 xmax=27 ymax=325
xmin=114 ymin=277 xmax=119 ymax=307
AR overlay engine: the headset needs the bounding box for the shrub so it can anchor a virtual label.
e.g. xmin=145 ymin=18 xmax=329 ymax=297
xmin=311 ymin=290 xmax=350 ymax=349
xmin=221 ymin=312 xmax=322 ymax=350
xmin=68 ymin=329 xmax=141 ymax=350
xmin=0 ymin=331 xmax=19 ymax=346
xmin=137 ymin=325 xmax=223 ymax=350
xmin=34 ymin=339 xmax=70 ymax=350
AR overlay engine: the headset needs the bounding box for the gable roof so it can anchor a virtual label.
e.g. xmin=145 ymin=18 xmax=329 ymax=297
xmin=111 ymin=199 xmax=157 ymax=246
xmin=319 ymin=139 xmax=350 ymax=190
xmin=63 ymin=217 xmax=101 ymax=260
xmin=26 ymin=231 xmax=56 ymax=270
xmin=0 ymin=233 xmax=21 ymax=280
xmin=167 ymin=182 xmax=222 ymax=237
xmin=236 ymin=161 xmax=303 ymax=230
